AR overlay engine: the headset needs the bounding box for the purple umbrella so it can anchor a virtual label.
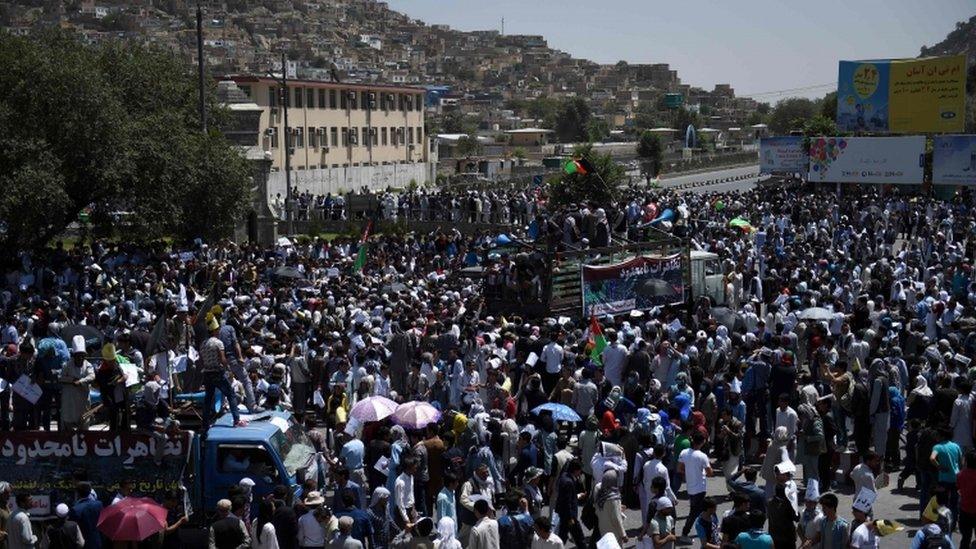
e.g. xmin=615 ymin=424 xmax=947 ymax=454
xmin=392 ymin=401 xmax=442 ymax=429
xmin=350 ymin=396 xmax=398 ymax=422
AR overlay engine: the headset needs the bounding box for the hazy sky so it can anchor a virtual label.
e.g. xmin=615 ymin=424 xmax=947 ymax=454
xmin=385 ymin=0 xmax=973 ymax=102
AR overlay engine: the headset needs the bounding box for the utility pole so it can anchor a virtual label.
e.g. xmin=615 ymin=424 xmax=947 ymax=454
xmin=196 ymin=4 xmax=207 ymax=133
xmin=501 ymin=16 xmax=504 ymax=35
xmin=280 ymin=52 xmax=293 ymax=235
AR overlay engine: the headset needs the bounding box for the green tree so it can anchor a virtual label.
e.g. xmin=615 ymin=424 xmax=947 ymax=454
xmin=554 ymin=97 xmax=592 ymax=143
xmin=586 ymin=118 xmax=610 ymax=142
xmin=636 ymin=131 xmax=663 ymax=180
xmin=633 ymin=101 xmax=661 ymax=129
xmin=441 ymin=110 xmax=474 ymax=134
xmin=673 ymin=107 xmax=702 ymax=134
xmin=527 ymin=97 xmax=559 ymax=126
xmin=819 ymin=91 xmax=838 ymax=122
xmin=0 ymin=30 xmax=251 ymax=256
xmin=455 ymin=134 xmax=482 ymax=157
xmin=768 ymin=97 xmax=817 ymax=134
xmin=802 ymin=115 xmax=839 ymax=137
xmin=548 ymin=144 xmax=626 ymax=205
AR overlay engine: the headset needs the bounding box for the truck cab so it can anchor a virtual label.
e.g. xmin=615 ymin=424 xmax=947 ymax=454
xmin=690 ymin=250 xmax=725 ymax=305
xmin=198 ymin=411 xmax=319 ymax=511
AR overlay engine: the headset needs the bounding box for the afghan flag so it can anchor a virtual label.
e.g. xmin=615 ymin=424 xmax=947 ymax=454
xmin=352 ymin=220 xmax=373 ymax=272
xmin=587 ymin=315 xmax=608 ymax=364
xmin=563 ymin=158 xmax=588 ymax=175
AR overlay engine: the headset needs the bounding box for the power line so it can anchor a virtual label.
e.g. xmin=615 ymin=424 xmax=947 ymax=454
xmin=740 ymin=82 xmax=835 ymax=98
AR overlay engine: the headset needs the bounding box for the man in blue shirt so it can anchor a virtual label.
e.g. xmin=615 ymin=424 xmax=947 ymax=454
xmin=70 ymin=482 xmax=104 ymax=549
xmin=733 ymin=510 xmax=773 ymax=548
xmin=333 ymin=467 xmax=366 ymax=512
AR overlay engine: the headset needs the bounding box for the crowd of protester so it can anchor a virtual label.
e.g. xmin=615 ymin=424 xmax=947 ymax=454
xmin=0 ymin=180 xmax=975 ymax=548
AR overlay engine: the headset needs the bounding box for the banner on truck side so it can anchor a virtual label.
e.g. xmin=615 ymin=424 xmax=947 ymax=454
xmin=581 ymin=255 xmax=684 ymax=318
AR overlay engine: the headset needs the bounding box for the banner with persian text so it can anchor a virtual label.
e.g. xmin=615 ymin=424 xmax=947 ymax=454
xmin=581 ymin=255 xmax=684 ymax=317
xmin=933 ymin=135 xmax=976 ymax=186
xmin=760 ymin=136 xmax=806 ymax=173
xmin=808 ymin=136 xmax=925 ymax=184
xmin=836 ymin=55 xmax=967 ymax=133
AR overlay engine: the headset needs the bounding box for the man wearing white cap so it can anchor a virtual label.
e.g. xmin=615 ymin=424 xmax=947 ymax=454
xmin=797 ymin=479 xmax=823 ymax=547
xmin=44 ymin=502 xmax=85 ymax=548
xmin=58 ymin=335 xmax=95 ymax=431
xmin=644 ymin=497 xmax=676 ymax=549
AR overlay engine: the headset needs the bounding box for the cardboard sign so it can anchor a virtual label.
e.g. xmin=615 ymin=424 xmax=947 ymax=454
xmin=12 ymin=375 xmax=42 ymax=404
xmin=853 ymin=487 xmax=877 ymax=513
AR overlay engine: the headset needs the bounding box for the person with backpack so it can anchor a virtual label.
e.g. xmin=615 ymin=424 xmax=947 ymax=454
xmin=496 ymin=495 xmax=533 ymax=549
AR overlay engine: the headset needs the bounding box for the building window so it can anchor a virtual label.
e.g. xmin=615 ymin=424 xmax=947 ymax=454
xmin=340 ymin=90 xmax=347 ymax=109
xmin=307 ymin=127 xmax=316 ymax=148
xmin=306 ymin=88 xmax=315 ymax=108
xmin=329 ymin=89 xmax=337 ymax=109
xmin=341 ymin=127 xmax=348 ymax=146
xmin=407 ymin=126 xmax=414 ymax=145
xmin=318 ymin=89 xmax=326 ymax=109
xmin=361 ymin=91 xmax=369 ymax=111
xmin=268 ymin=129 xmax=278 ymax=148
xmin=294 ymin=87 xmax=303 ymax=108
xmin=295 ymin=127 xmax=304 ymax=148
xmin=348 ymin=91 xmax=357 ymax=110
xmin=397 ymin=94 xmax=404 ymax=111
xmin=269 ymin=86 xmax=278 ymax=108
xmin=415 ymin=94 xmax=423 ymax=111
xmin=416 ymin=127 xmax=422 ymax=143
xmin=371 ymin=128 xmax=378 ymax=146
xmin=361 ymin=127 xmax=368 ymax=147
xmin=331 ymin=127 xmax=338 ymax=147
xmin=381 ymin=127 xmax=387 ymax=146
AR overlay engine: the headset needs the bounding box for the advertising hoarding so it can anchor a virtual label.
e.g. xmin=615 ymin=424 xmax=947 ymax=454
xmin=808 ymin=136 xmax=925 ymax=184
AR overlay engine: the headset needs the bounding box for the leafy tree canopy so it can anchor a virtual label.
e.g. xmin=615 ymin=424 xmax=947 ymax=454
xmin=0 ymin=30 xmax=251 ymax=255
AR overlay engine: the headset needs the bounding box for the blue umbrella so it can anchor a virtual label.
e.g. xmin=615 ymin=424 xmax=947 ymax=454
xmin=531 ymin=403 xmax=582 ymax=422
xmin=495 ymin=233 xmax=512 ymax=245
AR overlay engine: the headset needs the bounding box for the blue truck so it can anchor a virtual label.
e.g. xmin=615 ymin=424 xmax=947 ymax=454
xmin=0 ymin=411 xmax=321 ymax=520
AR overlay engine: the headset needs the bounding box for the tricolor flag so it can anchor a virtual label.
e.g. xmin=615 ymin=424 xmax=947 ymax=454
xmin=352 ymin=219 xmax=373 ymax=272
xmin=563 ymin=158 xmax=588 ymax=175
xmin=587 ymin=315 xmax=608 ymax=364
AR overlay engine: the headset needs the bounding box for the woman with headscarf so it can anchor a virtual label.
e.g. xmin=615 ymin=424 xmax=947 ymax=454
xmin=386 ymin=425 xmax=410 ymax=497
xmin=579 ymin=415 xmax=601 ymax=480
xmin=590 ymin=441 xmax=628 ymax=488
xmin=907 ymin=374 xmax=934 ymax=421
xmin=434 ymin=517 xmax=461 ymax=549
xmin=868 ymin=358 xmax=891 ymax=461
xmin=760 ymin=426 xmax=792 ymax=498
xmin=593 ymin=469 xmax=626 ymax=544
xmin=367 ymin=487 xmax=398 ymax=549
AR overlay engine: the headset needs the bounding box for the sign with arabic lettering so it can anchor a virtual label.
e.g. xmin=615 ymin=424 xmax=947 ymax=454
xmin=581 ymin=254 xmax=684 ymax=318
xmin=808 ymin=136 xmax=925 ymax=184
xmin=933 ymin=135 xmax=976 ymax=186
xmin=0 ymin=432 xmax=191 ymax=515
xmin=837 ymin=55 xmax=967 ymax=133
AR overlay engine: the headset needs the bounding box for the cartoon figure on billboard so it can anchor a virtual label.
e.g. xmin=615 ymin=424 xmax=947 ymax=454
xmin=837 ymin=62 xmax=889 ymax=132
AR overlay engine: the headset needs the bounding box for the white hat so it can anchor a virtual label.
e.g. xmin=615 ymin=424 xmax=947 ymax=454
xmin=71 ymin=335 xmax=86 ymax=355
xmin=655 ymin=497 xmax=674 ymax=510
xmin=239 ymin=477 xmax=255 ymax=487
xmin=56 ymin=503 xmax=69 ymax=518
xmin=774 ymin=461 xmax=797 ymax=475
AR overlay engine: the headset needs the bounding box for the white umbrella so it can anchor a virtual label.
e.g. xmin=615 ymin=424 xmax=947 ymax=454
xmin=391 ymin=401 xmax=441 ymax=430
xmin=349 ymin=396 xmax=398 ymax=422
xmin=798 ymin=307 xmax=834 ymax=321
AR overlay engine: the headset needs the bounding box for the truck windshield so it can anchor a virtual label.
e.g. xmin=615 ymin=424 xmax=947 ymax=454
xmin=271 ymin=427 xmax=316 ymax=477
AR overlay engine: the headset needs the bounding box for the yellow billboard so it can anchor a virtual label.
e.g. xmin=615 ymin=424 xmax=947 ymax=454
xmin=837 ymin=55 xmax=967 ymax=133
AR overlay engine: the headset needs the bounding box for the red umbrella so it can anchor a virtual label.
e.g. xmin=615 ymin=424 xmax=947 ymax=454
xmin=97 ymin=497 xmax=168 ymax=542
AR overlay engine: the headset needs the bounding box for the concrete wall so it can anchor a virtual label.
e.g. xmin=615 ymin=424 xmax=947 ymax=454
xmin=266 ymin=161 xmax=434 ymax=200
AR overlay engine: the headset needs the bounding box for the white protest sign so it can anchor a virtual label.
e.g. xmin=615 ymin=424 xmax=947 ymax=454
xmin=12 ymin=375 xmax=42 ymax=404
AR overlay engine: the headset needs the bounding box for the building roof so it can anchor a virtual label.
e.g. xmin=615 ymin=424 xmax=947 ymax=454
xmin=504 ymin=127 xmax=553 ymax=134
xmin=224 ymin=74 xmax=427 ymax=93
xmin=647 ymin=127 xmax=678 ymax=133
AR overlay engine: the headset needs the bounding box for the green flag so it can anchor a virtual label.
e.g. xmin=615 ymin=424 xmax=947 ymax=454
xmin=588 ymin=316 xmax=608 ymax=364
xmin=353 ymin=244 xmax=367 ymax=272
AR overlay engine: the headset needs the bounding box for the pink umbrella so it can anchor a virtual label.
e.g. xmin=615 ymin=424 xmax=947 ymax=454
xmin=350 ymin=395 xmax=398 ymax=422
xmin=97 ymin=497 xmax=168 ymax=542
xmin=392 ymin=401 xmax=441 ymax=429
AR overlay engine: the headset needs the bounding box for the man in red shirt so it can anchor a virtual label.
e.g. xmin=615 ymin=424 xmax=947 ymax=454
xmin=956 ymin=450 xmax=976 ymax=549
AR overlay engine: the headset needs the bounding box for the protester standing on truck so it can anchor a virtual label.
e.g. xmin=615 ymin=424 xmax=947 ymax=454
xmin=200 ymin=317 xmax=246 ymax=430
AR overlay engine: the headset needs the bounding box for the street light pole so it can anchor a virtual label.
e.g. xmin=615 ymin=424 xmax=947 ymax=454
xmin=280 ymin=52 xmax=293 ymax=235
xmin=196 ymin=4 xmax=207 ymax=133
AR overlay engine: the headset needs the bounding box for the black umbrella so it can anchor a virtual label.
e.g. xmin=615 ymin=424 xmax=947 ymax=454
xmin=636 ymin=278 xmax=679 ymax=299
xmin=271 ymin=266 xmax=312 ymax=286
xmin=60 ymin=324 xmax=103 ymax=350
xmin=710 ymin=307 xmax=744 ymax=331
